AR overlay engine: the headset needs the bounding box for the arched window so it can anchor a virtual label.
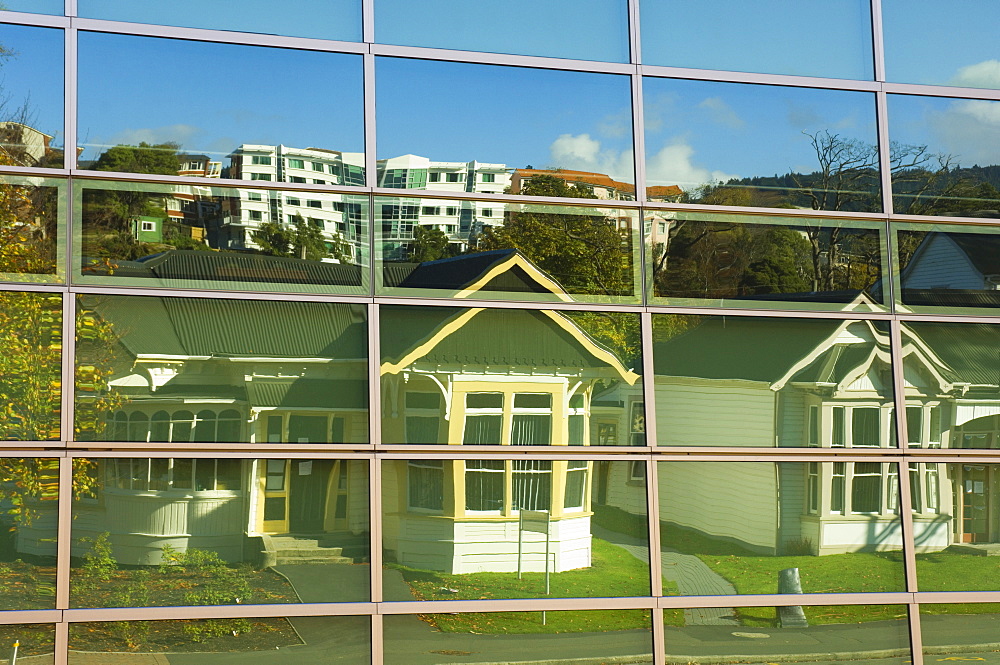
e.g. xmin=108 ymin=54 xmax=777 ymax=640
xmin=126 ymin=412 xmax=149 ymax=442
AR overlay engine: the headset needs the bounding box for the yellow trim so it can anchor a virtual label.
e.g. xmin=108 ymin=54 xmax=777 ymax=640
xmin=453 ymin=254 xmax=574 ymax=301
xmin=381 ymin=308 xmax=639 ymax=385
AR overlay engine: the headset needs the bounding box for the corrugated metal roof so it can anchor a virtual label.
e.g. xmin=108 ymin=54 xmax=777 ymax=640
xmin=246 ymin=379 xmax=368 ymax=409
xmin=906 ymin=322 xmax=1000 ymax=387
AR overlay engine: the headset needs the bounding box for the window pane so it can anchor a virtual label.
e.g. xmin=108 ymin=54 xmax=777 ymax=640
xmin=76 ymin=181 xmax=368 ymax=294
xmin=653 ymin=315 xmax=895 ymax=448
xmin=375 ymin=0 xmax=628 ymax=62
xmin=68 ymin=615 xmax=370 ymax=660
xmin=377 ymin=196 xmax=641 ymax=303
xmin=71 ymin=458 xmax=370 ymax=607
xmin=79 ymin=0 xmax=361 ymax=41
xmin=664 ymin=606 xmax=910 ymax=661
xmin=643 ymin=78 xmax=880 ymax=212
xmin=385 ymin=611 xmax=652 ymax=661
xmin=0 ymin=291 xmax=62 ymax=441
xmin=383 ymin=460 xmax=650 ymax=599
xmin=380 ymin=306 xmax=642 ymax=446
xmin=377 ymin=58 xmax=634 ymax=201
xmin=0 ymin=458 xmax=59 ymax=609
xmin=884 ymin=0 xmax=1000 ymax=89
xmin=0 ymin=624 xmax=54 ymax=664
xmin=896 ymin=223 xmax=1000 ymax=313
xmin=888 ymin=94 xmax=1000 ymax=219
xmin=642 ymin=0 xmax=874 ymax=80
xmin=78 ymin=34 xmax=364 ymax=179
xmin=648 ymin=211 xmax=887 ymax=311
xmin=3 ymin=1 xmax=62 ymax=12
xmin=74 ymin=295 xmax=369 ymax=443
xmin=0 ymin=24 xmax=64 ymax=169
xmin=658 ymin=461 xmax=907 ymax=594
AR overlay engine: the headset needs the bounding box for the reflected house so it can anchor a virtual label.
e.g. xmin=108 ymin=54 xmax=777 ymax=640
xmin=0 ymin=121 xmax=54 ymax=166
xmin=222 ymin=144 xmax=367 ymax=263
xmin=600 ymin=312 xmax=1000 ymax=555
xmin=376 ymin=155 xmax=509 ymax=258
xmin=510 ymin=168 xmax=641 ymax=201
xmin=899 ymin=230 xmax=1000 ymax=307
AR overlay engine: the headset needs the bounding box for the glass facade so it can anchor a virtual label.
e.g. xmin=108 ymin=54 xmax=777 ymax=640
xmin=0 ymin=3 xmax=997 ymax=664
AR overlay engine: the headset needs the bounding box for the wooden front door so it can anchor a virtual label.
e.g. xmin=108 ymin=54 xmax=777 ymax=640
xmin=290 ymin=460 xmax=334 ymax=532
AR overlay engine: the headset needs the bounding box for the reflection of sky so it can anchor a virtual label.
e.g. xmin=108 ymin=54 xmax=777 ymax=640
xmin=641 ymin=0 xmax=873 ymax=80
xmin=2 ymin=1 xmax=62 ymax=14
xmin=77 ymin=0 xmax=361 ymax=42
xmin=375 ymin=0 xmax=628 ymax=63
xmin=643 ymin=78 xmax=877 ymax=189
xmin=0 ymin=24 xmax=63 ymax=144
xmin=888 ymin=95 xmax=1000 ymax=167
xmin=77 ymin=33 xmax=365 ymax=161
xmin=883 ymin=0 xmax=1000 ymax=88
xmin=376 ymin=58 xmax=635 ymax=180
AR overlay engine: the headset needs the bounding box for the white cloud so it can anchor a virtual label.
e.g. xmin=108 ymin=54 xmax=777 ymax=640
xmin=697 ymin=97 xmax=744 ymax=129
xmin=929 ymin=99 xmax=1000 ymax=166
xmin=548 ymin=133 xmax=634 ymax=183
xmin=951 ymin=60 xmax=1000 ymax=89
xmin=646 ymin=139 xmax=739 ymax=189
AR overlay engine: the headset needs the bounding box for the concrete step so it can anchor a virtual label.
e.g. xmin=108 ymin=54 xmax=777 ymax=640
xmin=276 ymin=555 xmax=354 ymax=565
xmin=275 ymin=546 xmax=346 ymax=557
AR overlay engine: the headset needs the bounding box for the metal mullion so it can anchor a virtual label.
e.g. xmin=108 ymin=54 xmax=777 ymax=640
xmin=67 ymin=450 xmax=377 ymax=461
xmin=0 ymin=11 xmax=70 ymax=28
xmin=377 ymin=596 xmax=657 ymax=615
xmin=650 ymin=606 xmax=666 ymax=665
xmin=638 ymin=64 xmax=882 ymax=92
xmin=640 ymin=199 xmax=891 ymax=221
xmin=56 ymin=455 xmax=73 ymax=611
xmin=657 ymin=592 xmax=912 ymax=608
xmin=364 ymin=52 xmax=377 ymax=190
xmin=64 ymin=602 xmax=377 ymax=622
xmin=370 ymin=43 xmax=635 ymax=76
xmin=376 ymin=444 xmax=656 ymax=455
xmin=0 ymin=282 xmax=66 ymax=293
xmin=645 ymin=458 xmax=663 ymax=599
xmin=60 ymin=291 xmax=76 ymax=446
xmin=905 ymin=453 xmax=1000 ymax=464
xmin=631 ymin=72 xmax=647 ymax=209
xmin=626 ymin=0 xmax=641 ymax=66
xmin=378 ymin=451 xmax=654 ymax=463
xmin=64 ymin=23 xmax=77 ymax=170
xmin=370 ymin=458 xmax=383 ymax=604
xmin=0 ymin=164 xmax=71 ymax=177
xmin=67 ymin=441 xmax=377 ymax=454
xmin=869 ymin=0 xmax=886 ymax=83
xmin=907 ymin=603 xmax=925 ymax=665
xmin=370 ymin=612 xmax=383 ymax=665
xmin=70 ymin=169 xmax=372 ymax=196
xmin=65 ymin=0 xmax=76 ymax=17
xmin=54 ymin=619 xmax=68 ymax=665
xmin=876 ymin=90 xmax=895 ymax=216
xmin=650 ymin=452 xmax=909 ymax=463
xmin=71 ymin=18 xmax=369 ymax=54
xmin=0 ymin=441 xmax=62 ymax=449
xmin=643 ymin=303 xmax=895 ymax=320
xmin=895 ymin=312 xmax=1000 ymax=325
xmin=915 ymin=591 xmax=1000 ymax=603
xmin=0 ymin=610 xmax=62 ymax=624
xmin=370 ymin=185 xmax=643 ymax=209
xmin=362 ymin=0 xmax=374 ymax=44
xmin=882 ymin=81 xmax=1000 ymax=102
xmin=889 ymin=212 xmax=1000 ymax=227
xmin=374 ymin=296 xmax=643 ymax=313
xmin=68 ymin=283 xmax=374 ymax=303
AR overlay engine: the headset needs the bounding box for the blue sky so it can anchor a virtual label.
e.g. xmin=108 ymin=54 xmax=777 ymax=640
xmin=641 ymin=0 xmax=874 ymax=80
xmin=77 ymin=33 xmax=365 ymax=161
xmin=643 ymin=78 xmax=878 ymax=189
xmin=78 ymin=0 xmax=361 ymax=42
xmin=888 ymin=94 xmax=1000 ymax=168
xmin=375 ymin=0 xmax=628 ymax=63
xmin=0 ymin=23 xmax=63 ymax=146
xmin=883 ymin=0 xmax=1000 ymax=88
xmin=1 ymin=0 xmax=62 ymax=14
xmin=376 ymin=58 xmax=635 ymax=179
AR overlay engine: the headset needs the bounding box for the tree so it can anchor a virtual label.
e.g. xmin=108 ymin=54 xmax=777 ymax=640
xmin=92 ymin=142 xmax=182 ymax=176
xmin=407 ymin=225 xmax=451 ymax=263
xmin=250 ymin=213 xmax=350 ymax=262
xmin=476 ymin=175 xmax=631 ymax=297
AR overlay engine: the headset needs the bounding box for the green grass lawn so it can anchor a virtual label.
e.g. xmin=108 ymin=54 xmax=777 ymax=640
xmin=389 ymin=537 xmax=653 ymax=634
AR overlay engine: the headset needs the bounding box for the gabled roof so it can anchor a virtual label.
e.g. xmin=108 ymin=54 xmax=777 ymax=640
xmin=389 ymin=249 xmax=571 ymax=299
xmin=380 ymin=306 xmax=639 ymax=383
xmin=946 ymin=233 xmax=1000 ymax=276
xmin=904 ymin=323 xmax=1000 ymax=387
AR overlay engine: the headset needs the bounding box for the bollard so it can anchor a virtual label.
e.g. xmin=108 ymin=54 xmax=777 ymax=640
xmin=777 ymin=568 xmax=808 ymax=628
